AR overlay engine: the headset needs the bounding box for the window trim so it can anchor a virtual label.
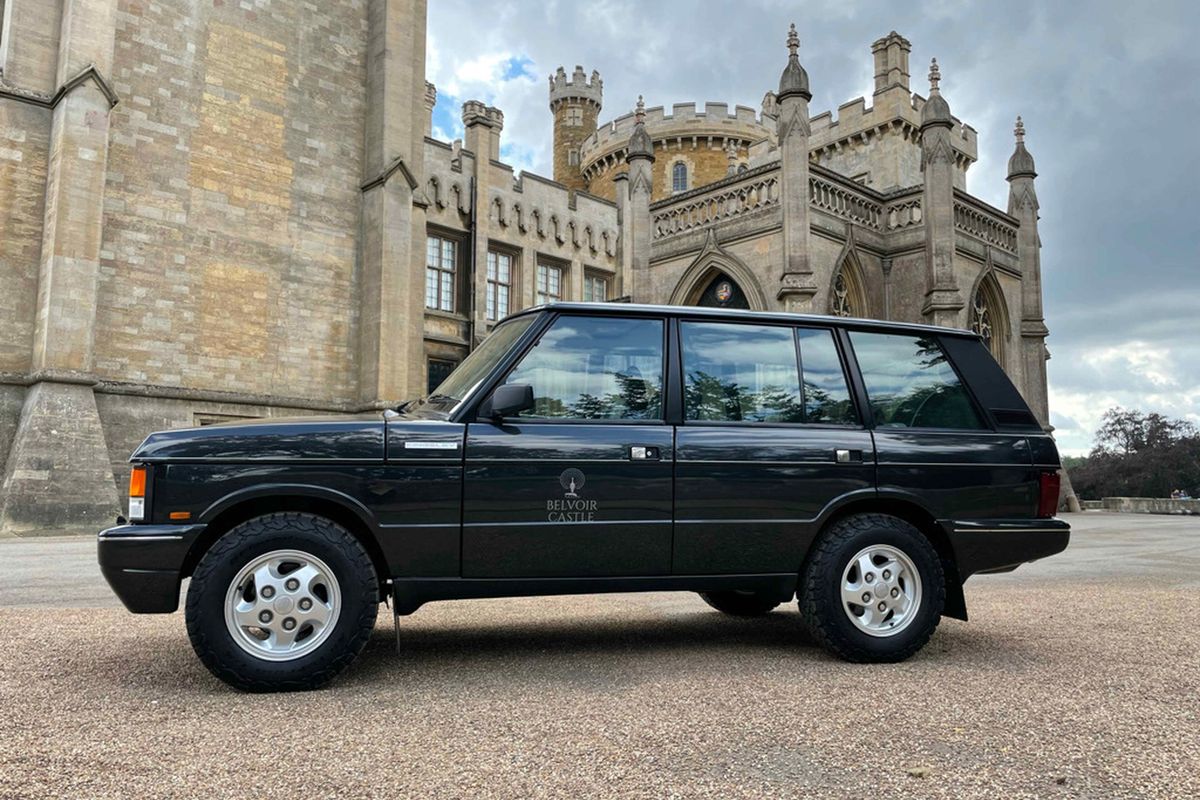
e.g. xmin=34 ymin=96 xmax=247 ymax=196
xmin=425 ymin=230 xmax=462 ymax=313
xmin=842 ymin=328 xmax=994 ymax=433
xmin=491 ymin=312 xmax=670 ymax=425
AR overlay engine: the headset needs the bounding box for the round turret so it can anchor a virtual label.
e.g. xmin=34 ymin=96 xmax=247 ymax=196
xmin=549 ymin=65 xmax=603 ymax=192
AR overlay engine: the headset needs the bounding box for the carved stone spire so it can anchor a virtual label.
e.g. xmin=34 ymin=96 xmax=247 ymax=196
xmin=777 ymin=23 xmax=811 ymax=101
xmin=626 ymin=95 xmax=654 ymax=161
xmin=921 ymin=58 xmax=952 ymax=128
xmin=1007 ymin=115 xmax=1037 ymax=179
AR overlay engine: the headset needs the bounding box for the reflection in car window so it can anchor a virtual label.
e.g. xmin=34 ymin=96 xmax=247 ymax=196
xmin=849 ymin=332 xmax=984 ymax=429
xmin=682 ymin=322 xmax=803 ymax=423
xmin=428 ymin=314 xmax=536 ymax=410
xmin=797 ymin=329 xmax=857 ymax=424
xmin=505 ymin=316 xmax=664 ymax=420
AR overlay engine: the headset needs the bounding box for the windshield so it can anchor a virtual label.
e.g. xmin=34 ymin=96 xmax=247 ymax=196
xmin=422 ymin=314 xmax=537 ymax=412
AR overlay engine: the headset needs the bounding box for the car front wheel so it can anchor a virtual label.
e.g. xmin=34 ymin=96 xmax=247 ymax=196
xmin=799 ymin=513 xmax=944 ymax=663
xmin=185 ymin=512 xmax=379 ymax=692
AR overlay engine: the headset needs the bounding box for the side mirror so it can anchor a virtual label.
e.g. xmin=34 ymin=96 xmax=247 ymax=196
xmin=487 ymin=384 xmax=534 ymax=420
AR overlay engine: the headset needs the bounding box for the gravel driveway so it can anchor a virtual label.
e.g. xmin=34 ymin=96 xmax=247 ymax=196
xmin=1 ymin=513 xmax=1197 ymax=798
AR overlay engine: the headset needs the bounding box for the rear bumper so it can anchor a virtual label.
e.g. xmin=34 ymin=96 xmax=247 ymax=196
xmin=97 ymin=523 xmax=206 ymax=613
xmin=944 ymin=518 xmax=1070 ymax=579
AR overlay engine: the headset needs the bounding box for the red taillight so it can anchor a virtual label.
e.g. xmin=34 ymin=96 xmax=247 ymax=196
xmin=1037 ymin=471 xmax=1061 ymax=518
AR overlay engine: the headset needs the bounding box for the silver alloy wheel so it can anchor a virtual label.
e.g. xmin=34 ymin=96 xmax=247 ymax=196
xmin=224 ymin=549 xmax=342 ymax=662
xmin=839 ymin=544 xmax=922 ymax=638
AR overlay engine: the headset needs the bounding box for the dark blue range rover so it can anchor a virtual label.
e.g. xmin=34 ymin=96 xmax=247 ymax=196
xmin=99 ymin=303 xmax=1068 ymax=691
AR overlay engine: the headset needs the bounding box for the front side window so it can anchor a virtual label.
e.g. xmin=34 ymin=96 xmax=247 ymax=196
xmin=486 ymin=250 xmax=513 ymax=320
xmin=672 ymin=161 xmax=688 ymax=193
xmin=505 ymin=316 xmax=664 ymax=420
xmin=583 ymin=273 xmax=608 ymax=303
xmin=849 ymin=332 xmax=984 ymax=430
xmin=426 ymin=234 xmax=457 ymax=312
xmin=536 ymin=263 xmax=563 ymax=304
xmin=682 ymin=322 xmax=802 ymax=423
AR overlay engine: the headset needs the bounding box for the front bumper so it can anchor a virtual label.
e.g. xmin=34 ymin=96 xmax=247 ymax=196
xmin=944 ymin=518 xmax=1071 ymax=578
xmin=97 ymin=523 xmax=206 ymax=613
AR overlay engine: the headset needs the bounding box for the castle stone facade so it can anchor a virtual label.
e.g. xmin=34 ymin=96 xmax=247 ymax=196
xmin=0 ymin=0 xmax=1056 ymax=533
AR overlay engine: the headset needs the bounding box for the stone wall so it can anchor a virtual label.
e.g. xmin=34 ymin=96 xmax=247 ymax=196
xmin=0 ymin=101 xmax=48 ymax=375
xmin=93 ymin=0 xmax=368 ymax=403
xmin=1101 ymin=497 xmax=1200 ymax=516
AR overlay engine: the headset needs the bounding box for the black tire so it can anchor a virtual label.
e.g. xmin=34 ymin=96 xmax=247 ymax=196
xmin=799 ymin=513 xmax=944 ymax=663
xmin=698 ymin=590 xmax=782 ymax=617
xmin=185 ymin=512 xmax=379 ymax=692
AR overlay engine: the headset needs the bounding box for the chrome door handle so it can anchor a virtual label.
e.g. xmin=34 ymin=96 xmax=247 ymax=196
xmin=630 ymin=446 xmax=661 ymax=461
xmin=836 ymin=449 xmax=864 ymax=463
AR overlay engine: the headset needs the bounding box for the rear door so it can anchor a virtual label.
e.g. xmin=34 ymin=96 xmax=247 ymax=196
xmin=672 ymin=321 xmax=875 ymax=574
xmin=846 ymin=330 xmax=1036 ymax=520
xmin=462 ymin=313 xmax=674 ymax=577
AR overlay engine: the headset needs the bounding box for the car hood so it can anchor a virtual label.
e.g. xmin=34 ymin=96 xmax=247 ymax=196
xmin=131 ymin=413 xmax=388 ymax=462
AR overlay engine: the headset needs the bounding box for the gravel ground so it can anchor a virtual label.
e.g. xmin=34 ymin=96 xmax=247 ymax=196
xmin=1 ymin=514 xmax=1197 ymax=798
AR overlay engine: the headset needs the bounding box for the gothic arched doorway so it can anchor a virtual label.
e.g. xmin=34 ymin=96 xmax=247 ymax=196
xmin=695 ymin=273 xmax=750 ymax=309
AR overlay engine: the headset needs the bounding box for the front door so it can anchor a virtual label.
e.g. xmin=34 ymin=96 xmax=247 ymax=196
xmin=462 ymin=314 xmax=674 ymax=577
xmin=672 ymin=321 xmax=876 ymax=574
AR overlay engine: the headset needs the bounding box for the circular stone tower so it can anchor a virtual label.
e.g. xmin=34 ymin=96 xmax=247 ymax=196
xmin=549 ymin=65 xmax=603 ymax=192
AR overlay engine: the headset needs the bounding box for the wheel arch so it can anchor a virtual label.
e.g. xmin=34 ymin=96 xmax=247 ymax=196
xmin=183 ymin=487 xmax=390 ymax=587
xmin=810 ymin=493 xmax=968 ymax=621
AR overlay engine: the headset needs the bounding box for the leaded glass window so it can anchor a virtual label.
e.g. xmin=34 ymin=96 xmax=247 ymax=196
xmin=537 ymin=263 xmax=563 ymax=304
xmin=672 ymin=162 xmax=688 ymax=193
xmin=486 ymin=250 xmax=513 ymax=321
xmin=426 ymin=235 xmax=457 ymax=312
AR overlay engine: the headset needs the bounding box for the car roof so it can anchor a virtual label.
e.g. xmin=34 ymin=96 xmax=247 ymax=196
xmin=506 ymin=302 xmax=980 ymax=339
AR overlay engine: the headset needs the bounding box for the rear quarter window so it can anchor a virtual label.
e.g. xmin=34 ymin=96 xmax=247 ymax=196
xmin=848 ymin=331 xmax=986 ymax=430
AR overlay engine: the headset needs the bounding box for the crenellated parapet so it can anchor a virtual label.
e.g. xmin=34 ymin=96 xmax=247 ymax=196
xmin=549 ymin=65 xmax=603 ymax=112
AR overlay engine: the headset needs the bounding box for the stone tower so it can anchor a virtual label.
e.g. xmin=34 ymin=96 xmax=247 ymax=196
xmin=549 ymin=65 xmax=602 ymax=192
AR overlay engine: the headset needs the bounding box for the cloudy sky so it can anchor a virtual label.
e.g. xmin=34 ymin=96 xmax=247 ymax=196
xmin=426 ymin=0 xmax=1199 ymax=455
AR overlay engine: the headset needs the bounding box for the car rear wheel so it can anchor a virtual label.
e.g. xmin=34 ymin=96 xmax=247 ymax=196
xmin=799 ymin=513 xmax=944 ymax=662
xmin=698 ymin=590 xmax=782 ymax=617
xmin=185 ymin=512 xmax=378 ymax=692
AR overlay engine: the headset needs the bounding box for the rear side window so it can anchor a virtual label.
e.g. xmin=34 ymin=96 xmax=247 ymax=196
xmin=849 ymin=332 xmax=985 ymax=430
xmin=682 ymin=322 xmax=803 ymax=423
xmin=797 ymin=329 xmax=857 ymax=424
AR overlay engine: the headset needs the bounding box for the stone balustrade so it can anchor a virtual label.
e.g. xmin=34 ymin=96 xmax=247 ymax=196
xmin=651 ymin=166 xmax=780 ymax=240
xmin=1100 ymin=497 xmax=1200 ymax=515
xmin=883 ymin=192 xmax=922 ymax=230
xmin=953 ymin=193 xmax=1018 ymax=253
xmin=809 ymin=174 xmax=883 ymax=230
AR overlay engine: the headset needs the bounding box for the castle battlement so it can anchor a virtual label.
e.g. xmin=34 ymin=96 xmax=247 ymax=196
xmin=807 ymin=88 xmax=978 ymax=162
xmin=549 ymin=65 xmax=603 ymax=111
xmin=580 ymin=102 xmax=771 ymax=163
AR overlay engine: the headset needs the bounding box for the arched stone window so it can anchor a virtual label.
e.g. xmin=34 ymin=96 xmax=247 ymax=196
xmin=672 ymin=161 xmax=688 ymax=193
xmin=970 ymin=274 xmax=1008 ymax=364
xmin=829 ymin=262 xmax=866 ymax=318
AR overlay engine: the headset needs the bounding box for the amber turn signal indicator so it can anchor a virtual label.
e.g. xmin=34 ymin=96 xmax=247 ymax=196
xmin=128 ymin=467 xmax=147 ymax=498
xmin=169 ymin=511 xmax=191 ymax=521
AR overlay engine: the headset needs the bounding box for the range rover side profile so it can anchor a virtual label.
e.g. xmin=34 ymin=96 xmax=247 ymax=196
xmin=98 ymin=303 xmax=1069 ymax=691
